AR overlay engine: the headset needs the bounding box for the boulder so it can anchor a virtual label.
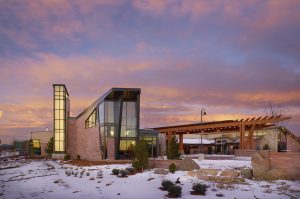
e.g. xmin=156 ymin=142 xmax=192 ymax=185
xmin=241 ymin=168 xmax=253 ymax=179
xmin=251 ymin=151 xmax=269 ymax=179
xmin=153 ymin=168 xmax=169 ymax=175
xmin=178 ymin=157 xmax=200 ymax=171
xmin=187 ymin=170 xmax=197 ymax=177
xmin=220 ymin=170 xmax=239 ymax=178
xmin=208 ymin=176 xmax=245 ymax=183
xmin=201 ymin=168 xmax=220 ymax=176
xmin=264 ymin=169 xmax=291 ymax=181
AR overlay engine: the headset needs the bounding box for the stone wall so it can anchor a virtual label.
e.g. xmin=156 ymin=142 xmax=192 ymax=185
xmin=252 ymin=151 xmax=300 ymax=180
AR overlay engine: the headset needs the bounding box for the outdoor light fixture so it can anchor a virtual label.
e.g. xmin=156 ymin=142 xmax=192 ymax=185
xmin=200 ymin=108 xmax=207 ymax=154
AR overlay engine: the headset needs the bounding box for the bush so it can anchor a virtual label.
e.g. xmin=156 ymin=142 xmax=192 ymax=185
xmin=191 ymin=182 xmax=208 ymax=195
xmin=112 ymin=168 xmax=120 ymax=175
xmin=161 ymin=180 xmax=174 ymax=191
xmin=167 ymin=135 xmax=181 ymax=160
xmin=44 ymin=137 xmax=54 ymax=157
xmin=119 ymin=170 xmax=128 ymax=177
xmin=132 ymin=138 xmax=149 ymax=171
xmin=77 ymin=155 xmax=81 ymax=160
xmin=263 ymin=144 xmax=270 ymax=150
xmin=64 ymin=154 xmax=71 ymax=161
xmin=125 ymin=167 xmax=136 ymax=175
xmin=169 ymin=163 xmax=176 ymax=174
xmin=167 ymin=185 xmax=182 ymax=198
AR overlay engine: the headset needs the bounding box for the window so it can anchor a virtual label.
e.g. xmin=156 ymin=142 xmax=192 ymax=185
xmin=85 ymin=109 xmax=97 ymax=128
xmin=121 ymin=101 xmax=137 ymax=137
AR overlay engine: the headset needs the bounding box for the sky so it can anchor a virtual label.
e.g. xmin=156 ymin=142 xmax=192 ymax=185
xmin=0 ymin=0 xmax=300 ymax=144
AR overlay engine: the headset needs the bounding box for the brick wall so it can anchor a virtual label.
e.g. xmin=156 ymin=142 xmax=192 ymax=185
xmin=67 ymin=115 xmax=102 ymax=161
xmin=287 ymin=135 xmax=300 ymax=152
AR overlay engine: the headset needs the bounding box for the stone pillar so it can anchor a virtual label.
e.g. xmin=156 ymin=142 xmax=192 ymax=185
xmin=179 ymin=134 xmax=184 ymax=154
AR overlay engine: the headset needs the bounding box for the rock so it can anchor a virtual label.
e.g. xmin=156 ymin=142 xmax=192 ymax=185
xmin=208 ymin=176 xmax=245 ymax=183
xmin=216 ymin=193 xmax=224 ymax=197
xmin=264 ymin=169 xmax=291 ymax=181
xmin=178 ymin=157 xmax=200 ymax=171
xmin=154 ymin=168 xmax=169 ymax=175
xmin=201 ymin=169 xmax=220 ymax=176
xmin=220 ymin=170 xmax=239 ymax=178
xmin=251 ymin=151 xmax=269 ymax=180
xmin=241 ymin=168 xmax=253 ymax=179
xmin=197 ymin=173 xmax=209 ymax=180
xmin=187 ymin=170 xmax=197 ymax=177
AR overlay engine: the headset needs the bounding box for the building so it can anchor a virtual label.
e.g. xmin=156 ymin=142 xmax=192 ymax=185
xmin=154 ymin=117 xmax=300 ymax=155
xmin=31 ymin=131 xmax=53 ymax=156
xmin=53 ymin=84 xmax=141 ymax=160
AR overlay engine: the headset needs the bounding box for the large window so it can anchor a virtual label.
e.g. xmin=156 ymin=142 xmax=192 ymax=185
xmin=121 ymin=101 xmax=137 ymax=137
xmin=54 ymin=85 xmax=67 ymax=152
xmin=85 ymin=109 xmax=97 ymax=128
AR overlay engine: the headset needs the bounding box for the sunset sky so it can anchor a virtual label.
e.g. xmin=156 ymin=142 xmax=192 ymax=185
xmin=0 ymin=0 xmax=300 ymax=144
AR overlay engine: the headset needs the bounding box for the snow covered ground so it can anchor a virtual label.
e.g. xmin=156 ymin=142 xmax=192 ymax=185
xmin=0 ymin=158 xmax=299 ymax=199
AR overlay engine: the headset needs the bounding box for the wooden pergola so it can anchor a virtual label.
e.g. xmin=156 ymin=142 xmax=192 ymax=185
xmin=153 ymin=115 xmax=291 ymax=153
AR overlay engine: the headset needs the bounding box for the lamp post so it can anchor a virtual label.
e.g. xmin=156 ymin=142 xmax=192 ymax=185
xmin=200 ymin=108 xmax=207 ymax=153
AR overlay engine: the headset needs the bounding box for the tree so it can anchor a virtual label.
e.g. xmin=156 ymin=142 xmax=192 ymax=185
xmin=167 ymin=135 xmax=181 ymax=160
xmin=45 ymin=137 xmax=54 ymax=157
xmin=132 ymin=138 xmax=149 ymax=171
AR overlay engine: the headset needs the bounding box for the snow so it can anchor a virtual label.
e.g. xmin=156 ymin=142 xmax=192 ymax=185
xmin=183 ymin=138 xmax=215 ymax=144
xmin=1 ymin=158 xmax=299 ymax=199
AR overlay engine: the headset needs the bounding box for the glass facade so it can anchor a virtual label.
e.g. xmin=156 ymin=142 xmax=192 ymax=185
xmin=85 ymin=109 xmax=97 ymax=128
xmin=54 ymin=85 xmax=68 ymax=153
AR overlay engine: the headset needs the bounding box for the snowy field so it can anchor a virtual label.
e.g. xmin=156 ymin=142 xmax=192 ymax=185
xmin=0 ymin=158 xmax=299 ymax=199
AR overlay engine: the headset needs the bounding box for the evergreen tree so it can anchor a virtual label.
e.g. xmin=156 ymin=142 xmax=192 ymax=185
xmin=132 ymin=138 xmax=149 ymax=171
xmin=45 ymin=137 xmax=54 ymax=157
xmin=167 ymin=135 xmax=181 ymax=160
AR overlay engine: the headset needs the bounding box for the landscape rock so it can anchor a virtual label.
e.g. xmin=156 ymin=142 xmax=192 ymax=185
xmin=154 ymin=168 xmax=169 ymax=175
xmin=208 ymin=176 xmax=245 ymax=183
xmin=251 ymin=151 xmax=269 ymax=179
xmin=220 ymin=170 xmax=239 ymax=178
xmin=178 ymin=157 xmax=200 ymax=171
xmin=200 ymin=169 xmax=220 ymax=176
xmin=241 ymin=168 xmax=253 ymax=179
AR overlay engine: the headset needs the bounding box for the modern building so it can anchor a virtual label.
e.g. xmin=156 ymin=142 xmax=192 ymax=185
xmin=53 ymin=84 xmax=142 ymax=160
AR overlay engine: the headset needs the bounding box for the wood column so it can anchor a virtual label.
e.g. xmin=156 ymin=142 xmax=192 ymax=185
xmin=179 ymin=134 xmax=184 ymax=154
xmin=167 ymin=130 xmax=172 ymax=151
xmin=239 ymin=121 xmax=245 ymax=149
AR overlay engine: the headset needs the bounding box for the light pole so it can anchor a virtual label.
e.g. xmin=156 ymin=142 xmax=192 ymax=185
xmin=200 ymin=108 xmax=207 ymax=153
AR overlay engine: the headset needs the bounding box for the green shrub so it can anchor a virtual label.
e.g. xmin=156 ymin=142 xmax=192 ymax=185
xmin=125 ymin=167 xmax=136 ymax=175
xmin=167 ymin=185 xmax=182 ymax=198
xmin=132 ymin=138 xmax=149 ymax=171
xmin=44 ymin=137 xmax=54 ymax=157
xmin=64 ymin=154 xmax=71 ymax=161
xmin=192 ymin=182 xmax=208 ymax=195
xmin=77 ymin=154 xmax=81 ymax=160
xmin=112 ymin=168 xmax=120 ymax=175
xmin=119 ymin=170 xmax=128 ymax=177
xmin=161 ymin=180 xmax=174 ymax=191
xmin=263 ymin=144 xmax=270 ymax=150
xmin=167 ymin=135 xmax=181 ymax=160
xmin=169 ymin=163 xmax=176 ymax=173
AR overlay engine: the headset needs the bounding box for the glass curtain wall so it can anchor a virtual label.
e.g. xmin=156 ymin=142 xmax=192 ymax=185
xmin=54 ymin=85 xmax=68 ymax=153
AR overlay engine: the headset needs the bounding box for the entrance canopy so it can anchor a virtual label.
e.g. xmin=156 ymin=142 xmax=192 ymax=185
xmin=153 ymin=115 xmax=290 ymax=152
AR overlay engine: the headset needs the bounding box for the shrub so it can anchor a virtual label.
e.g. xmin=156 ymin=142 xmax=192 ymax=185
xmin=77 ymin=155 xmax=81 ymax=160
xmin=112 ymin=168 xmax=120 ymax=175
xmin=167 ymin=135 xmax=181 ymax=160
xmin=167 ymin=185 xmax=182 ymax=198
xmin=119 ymin=170 xmax=128 ymax=177
xmin=161 ymin=180 xmax=174 ymax=191
xmin=125 ymin=167 xmax=136 ymax=175
xmin=132 ymin=138 xmax=149 ymax=171
xmin=169 ymin=163 xmax=176 ymax=173
xmin=263 ymin=144 xmax=270 ymax=150
xmin=64 ymin=154 xmax=71 ymax=161
xmin=44 ymin=137 xmax=54 ymax=157
xmin=191 ymin=182 xmax=208 ymax=195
